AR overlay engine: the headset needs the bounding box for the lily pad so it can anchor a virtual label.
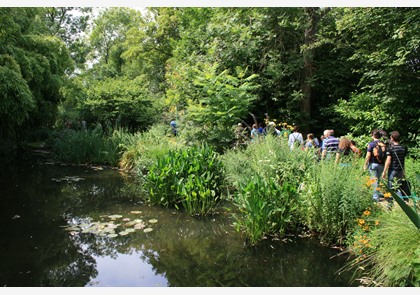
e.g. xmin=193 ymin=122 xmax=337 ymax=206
xmin=125 ymin=228 xmax=135 ymax=233
xmin=134 ymin=223 xmax=145 ymax=230
xmin=119 ymin=231 xmax=130 ymax=236
xmin=148 ymin=219 xmax=158 ymax=224
xmin=130 ymin=211 xmax=142 ymax=214
xmin=125 ymin=221 xmax=137 ymax=227
xmin=108 ymin=233 xmax=118 ymax=238
xmin=143 ymin=228 xmax=153 ymax=233
xmin=122 ymin=218 xmax=131 ymax=222
xmin=108 ymin=214 xmax=123 ymax=219
xmin=106 ymin=223 xmax=119 ymax=229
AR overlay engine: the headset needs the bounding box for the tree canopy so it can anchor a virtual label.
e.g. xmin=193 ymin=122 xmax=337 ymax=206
xmin=1 ymin=7 xmax=419 ymax=148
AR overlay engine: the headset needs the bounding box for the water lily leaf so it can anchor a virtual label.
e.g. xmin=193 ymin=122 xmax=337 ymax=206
xmin=130 ymin=211 xmax=142 ymax=214
xmin=134 ymin=223 xmax=145 ymax=230
xmin=122 ymin=218 xmax=131 ymax=222
xmin=133 ymin=219 xmax=143 ymax=223
xmin=108 ymin=233 xmax=118 ymax=238
xmin=125 ymin=221 xmax=136 ymax=227
xmin=125 ymin=228 xmax=135 ymax=233
xmin=108 ymin=215 xmax=123 ymax=219
xmin=143 ymin=228 xmax=153 ymax=233
xmin=119 ymin=231 xmax=129 ymax=236
xmin=107 ymin=223 xmax=119 ymax=229
xmin=148 ymin=219 xmax=158 ymax=224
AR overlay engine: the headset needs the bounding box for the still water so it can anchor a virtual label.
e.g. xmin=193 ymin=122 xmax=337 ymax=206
xmin=0 ymin=154 xmax=357 ymax=287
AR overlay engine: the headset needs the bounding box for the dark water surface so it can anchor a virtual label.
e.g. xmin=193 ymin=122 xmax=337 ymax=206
xmin=0 ymin=154 xmax=357 ymax=287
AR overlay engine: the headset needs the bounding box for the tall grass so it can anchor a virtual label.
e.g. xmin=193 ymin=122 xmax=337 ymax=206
xmin=118 ymin=123 xmax=180 ymax=173
xmin=222 ymin=135 xmax=318 ymax=243
xmin=298 ymin=159 xmax=373 ymax=244
xmin=52 ymin=129 xmax=123 ymax=166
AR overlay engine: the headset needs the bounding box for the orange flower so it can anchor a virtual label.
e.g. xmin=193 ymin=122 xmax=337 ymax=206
xmin=375 ymin=220 xmax=380 ymax=226
xmin=384 ymin=192 xmax=391 ymax=198
xmin=358 ymin=219 xmax=365 ymax=225
xmin=363 ymin=210 xmax=371 ymax=216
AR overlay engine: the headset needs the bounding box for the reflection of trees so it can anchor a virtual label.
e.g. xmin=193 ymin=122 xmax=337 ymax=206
xmin=116 ymin=215 xmax=355 ymax=287
xmin=0 ymin=157 xmax=355 ymax=287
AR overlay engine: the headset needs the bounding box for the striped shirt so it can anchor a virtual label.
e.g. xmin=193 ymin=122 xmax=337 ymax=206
xmin=323 ymin=136 xmax=339 ymax=153
xmin=386 ymin=144 xmax=406 ymax=171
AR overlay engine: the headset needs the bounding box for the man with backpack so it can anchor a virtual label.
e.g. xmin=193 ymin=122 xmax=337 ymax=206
xmin=288 ymin=126 xmax=303 ymax=150
xmin=364 ymin=129 xmax=387 ymax=202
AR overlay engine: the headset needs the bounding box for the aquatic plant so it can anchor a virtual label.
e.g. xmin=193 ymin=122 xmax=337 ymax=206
xmin=145 ymin=143 xmax=224 ymax=216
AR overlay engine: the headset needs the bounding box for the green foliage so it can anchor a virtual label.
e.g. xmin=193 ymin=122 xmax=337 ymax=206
xmin=332 ymin=8 xmax=420 ymax=141
xmin=345 ymin=207 xmax=420 ymax=286
xmin=299 ymin=159 xmax=373 ymax=244
xmin=80 ymin=76 xmax=162 ymax=131
xmin=231 ymin=175 xmax=298 ymax=245
xmin=0 ymin=7 xmax=73 ymax=142
xmin=145 ymin=144 xmax=224 ymax=216
xmin=222 ymin=134 xmax=317 ymax=243
xmin=0 ymin=65 xmax=35 ymax=138
xmin=52 ymin=128 xmax=124 ymax=166
xmin=119 ymin=123 xmax=180 ymax=173
xmin=182 ymin=63 xmax=259 ymax=151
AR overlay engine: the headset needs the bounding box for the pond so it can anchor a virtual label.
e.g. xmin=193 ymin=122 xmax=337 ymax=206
xmin=0 ymin=153 xmax=358 ymax=287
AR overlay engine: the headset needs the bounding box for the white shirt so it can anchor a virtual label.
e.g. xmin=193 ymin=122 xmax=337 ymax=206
xmin=288 ymin=132 xmax=304 ymax=149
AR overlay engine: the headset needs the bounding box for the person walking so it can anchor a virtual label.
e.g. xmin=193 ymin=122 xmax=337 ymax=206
xmin=321 ymin=129 xmax=339 ymax=160
xmin=381 ymin=131 xmax=408 ymax=202
xmin=250 ymin=123 xmax=260 ymax=142
xmin=364 ymin=129 xmax=387 ymax=202
xmin=288 ymin=126 xmax=304 ymax=150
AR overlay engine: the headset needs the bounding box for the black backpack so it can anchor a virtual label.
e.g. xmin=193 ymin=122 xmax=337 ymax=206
xmin=373 ymin=141 xmax=387 ymax=163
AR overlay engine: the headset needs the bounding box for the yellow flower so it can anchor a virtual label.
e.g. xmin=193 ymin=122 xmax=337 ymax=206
xmin=384 ymin=192 xmax=391 ymax=198
xmin=358 ymin=219 xmax=365 ymax=225
xmin=363 ymin=210 xmax=371 ymax=216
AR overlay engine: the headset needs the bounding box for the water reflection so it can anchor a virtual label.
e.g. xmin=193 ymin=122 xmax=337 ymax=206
xmin=0 ymin=155 xmax=356 ymax=287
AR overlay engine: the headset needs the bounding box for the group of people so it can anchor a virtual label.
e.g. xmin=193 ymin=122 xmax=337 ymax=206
xmin=237 ymin=122 xmax=409 ymax=204
xmin=363 ymin=129 xmax=408 ymax=204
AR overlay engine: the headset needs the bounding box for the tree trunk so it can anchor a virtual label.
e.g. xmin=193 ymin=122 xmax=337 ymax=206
xmin=300 ymin=8 xmax=329 ymax=117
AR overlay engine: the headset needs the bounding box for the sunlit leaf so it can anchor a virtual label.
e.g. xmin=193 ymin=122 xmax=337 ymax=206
xmin=108 ymin=214 xmax=123 ymax=219
xmin=143 ymin=228 xmax=153 ymax=233
xmin=130 ymin=211 xmax=142 ymax=214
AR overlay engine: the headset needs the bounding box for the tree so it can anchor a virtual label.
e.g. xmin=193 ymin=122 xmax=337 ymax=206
xmin=332 ymin=8 xmax=420 ymax=142
xmin=0 ymin=8 xmax=73 ymax=142
xmin=88 ymin=7 xmax=142 ymax=77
